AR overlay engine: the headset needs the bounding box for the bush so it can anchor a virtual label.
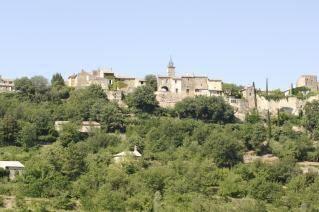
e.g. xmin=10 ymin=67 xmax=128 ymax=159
xmin=175 ymin=96 xmax=235 ymax=123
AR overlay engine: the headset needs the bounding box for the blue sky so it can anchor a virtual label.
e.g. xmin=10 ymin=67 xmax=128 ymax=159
xmin=0 ymin=0 xmax=318 ymax=89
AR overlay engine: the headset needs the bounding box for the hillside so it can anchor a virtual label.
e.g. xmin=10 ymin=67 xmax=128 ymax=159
xmin=0 ymin=74 xmax=319 ymax=211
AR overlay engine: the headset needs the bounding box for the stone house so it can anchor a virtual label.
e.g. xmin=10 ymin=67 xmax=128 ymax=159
xmin=67 ymin=68 xmax=113 ymax=90
xmin=297 ymin=162 xmax=319 ymax=174
xmin=67 ymin=68 xmax=144 ymax=93
xmin=0 ymin=161 xmax=24 ymax=180
xmin=80 ymin=121 xmax=101 ymax=133
xmin=0 ymin=76 xmax=14 ymax=92
xmin=296 ymin=75 xmax=318 ymax=92
xmin=157 ymin=58 xmax=223 ymax=97
xmin=54 ymin=121 xmax=101 ymax=133
xmin=113 ymin=146 xmax=142 ymax=164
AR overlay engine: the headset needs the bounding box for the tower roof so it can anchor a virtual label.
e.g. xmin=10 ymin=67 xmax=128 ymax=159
xmin=168 ymin=57 xmax=175 ymax=68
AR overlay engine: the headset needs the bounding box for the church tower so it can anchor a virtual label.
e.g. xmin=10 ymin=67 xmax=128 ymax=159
xmin=167 ymin=57 xmax=176 ymax=78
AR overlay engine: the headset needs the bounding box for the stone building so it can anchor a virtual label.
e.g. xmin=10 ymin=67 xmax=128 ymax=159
xmin=296 ymin=75 xmax=318 ymax=92
xmin=0 ymin=161 xmax=24 ymax=180
xmin=157 ymin=58 xmax=223 ymax=97
xmin=54 ymin=121 xmax=101 ymax=133
xmin=67 ymin=68 xmax=145 ymax=93
xmin=113 ymin=146 xmax=142 ymax=164
xmin=67 ymin=68 xmax=114 ymax=90
xmin=0 ymin=76 xmax=14 ymax=92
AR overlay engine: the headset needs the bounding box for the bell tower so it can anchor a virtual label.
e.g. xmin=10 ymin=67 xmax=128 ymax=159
xmin=167 ymin=57 xmax=175 ymax=78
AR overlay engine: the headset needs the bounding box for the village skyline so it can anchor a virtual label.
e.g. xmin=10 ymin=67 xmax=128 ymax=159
xmin=1 ymin=1 xmax=319 ymax=89
xmin=1 ymin=62 xmax=318 ymax=90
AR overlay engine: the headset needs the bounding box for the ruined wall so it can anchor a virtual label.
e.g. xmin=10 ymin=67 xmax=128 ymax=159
xmin=256 ymin=96 xmax=302 ymax=115
xmin=243 ymin=94 xmax=319 ymax=116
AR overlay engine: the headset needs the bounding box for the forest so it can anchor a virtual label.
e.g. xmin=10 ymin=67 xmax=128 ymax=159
xmin=1 ymin=73 xmax=319 ymax=211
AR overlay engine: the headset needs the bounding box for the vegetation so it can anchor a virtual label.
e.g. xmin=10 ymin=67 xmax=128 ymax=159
xmin=222 ymin=83 xmax=243 ymax=98
xmin=0 ymin=73 xmax=319 ymax=210
xmin=145 ymin=74 xmax=158 ymax=91
xmin=258 ymin=89 xmax=286 ymax=101
xmin=175 ymin=96 xmax=235 ymax=123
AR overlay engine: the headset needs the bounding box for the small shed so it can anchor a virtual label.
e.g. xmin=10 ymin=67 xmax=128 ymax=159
xmin=80 ymin=121 xmax=101 ymax=133
xmin=0 ymin=161 xmax=24 ymax=180
xmin=297 ymin=162 xmax=319 ymax=174
xmin=54 ymin=121 xmax=70 ymax=132
xmin=54 ymin=121 xmax=101 ymax=133
xmin=113 ymin=146 xmax=142 ymax=163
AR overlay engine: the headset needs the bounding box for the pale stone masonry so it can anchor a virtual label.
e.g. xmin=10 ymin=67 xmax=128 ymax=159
xmin=67 ymin=68 xmax=145 ymax=92
xmin=296 ymin=75 xmax=319 ymax=92
xmin=66 ymin=63 xmax=319 ymax=121
xmin=0 ymin=75 xmax=14 ymax=92
xmin=157 ymin=58 xmax=223 ymax=97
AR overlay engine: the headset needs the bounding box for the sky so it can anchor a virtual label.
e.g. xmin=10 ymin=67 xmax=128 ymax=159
xmin=0 ymin=0 xmax=319 ymax=89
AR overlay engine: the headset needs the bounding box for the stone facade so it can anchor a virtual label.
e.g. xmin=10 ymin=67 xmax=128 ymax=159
xmin=67 ymin=68 xmax=145 ymax=93
xmin=296 ymin=75 xmax=318 ymax=91
xmin=0 ymin=76 xmax=14 ymax=92
xmin=157 ymin=59 xmax=223 ymax=97
xmin=66 ymin=64 xmax=319 ymax=122
xmin=234 ymin=83 xmax=319 ymax=120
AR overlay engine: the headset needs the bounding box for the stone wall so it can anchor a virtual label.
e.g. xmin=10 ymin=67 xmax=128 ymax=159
xmin=156 ymin=92 xmax=188 ymax=108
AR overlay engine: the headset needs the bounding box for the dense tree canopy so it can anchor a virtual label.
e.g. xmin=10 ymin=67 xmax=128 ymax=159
xmin=51 ymin=73 xmax=65 ymax=87
xmin=126 ymin=85 xmax=159 ymax=113
xmin=175 ymin=96 xmax=235 ymax=123
xmin=145 ymin=74 xmax=158 ymax=91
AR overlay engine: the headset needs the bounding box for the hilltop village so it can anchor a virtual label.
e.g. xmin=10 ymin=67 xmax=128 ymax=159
xmin=2 ymin=59 xmax=319 ymax=120
xmin=2 ymin=62 xmax=319 ymax=210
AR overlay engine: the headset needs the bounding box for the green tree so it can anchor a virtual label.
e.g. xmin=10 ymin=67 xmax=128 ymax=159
xmin=65 ymin=84 xmax=107 ymax=120
xmin=58 ymin=123 xmax=83 ymax=147
xmin=17 ymin=122 xmax=38 ymax=148
xmin=14 ymin=77 xmax=34 ymax=96
xmin=0 ymin=115 xmax=19 ymax=146
xmin=51 ymin=73 xmax=65 ymax=87
xmin=175 ymin=96 xmax=235 ymax=123
xmin=30 ymin=76 xmax=49 ymax=94
xmin=126 ymin=86 xmax=158 ymax=113
xmin=248 ymin=177 xmax=283 ymax=203
xmin=145 ymin=74 xmax=158 ymax=91
xmin=218 ymin=172 xmax=246 ymax=198
xmin=304 ymin=100 xmax=319 ymax=138
xmin=245 ymin=109 xmax=261 ymax=124
xmin=222 ymin=83 xmax=243 ymax=98
xmin=204 ymin=132 xmax=243 ymax=168
xmin=90 ymin=101 xmax=125 ymax=132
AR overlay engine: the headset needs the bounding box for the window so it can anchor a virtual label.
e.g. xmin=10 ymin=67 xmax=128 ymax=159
xmin=109 ymin=80 xmax=112 ymax=85
xmin=176 ymin=89 xmax=178 ymax=93
xmin=195 ymin=89 xmax=199 ymax=92
xmin=141 ymin=81 xmax=144 ymax=85
xmin=186 ymin=89 xmax=190 ymax=94
xmin=175 ymin=80 xmax=177 ymax=83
